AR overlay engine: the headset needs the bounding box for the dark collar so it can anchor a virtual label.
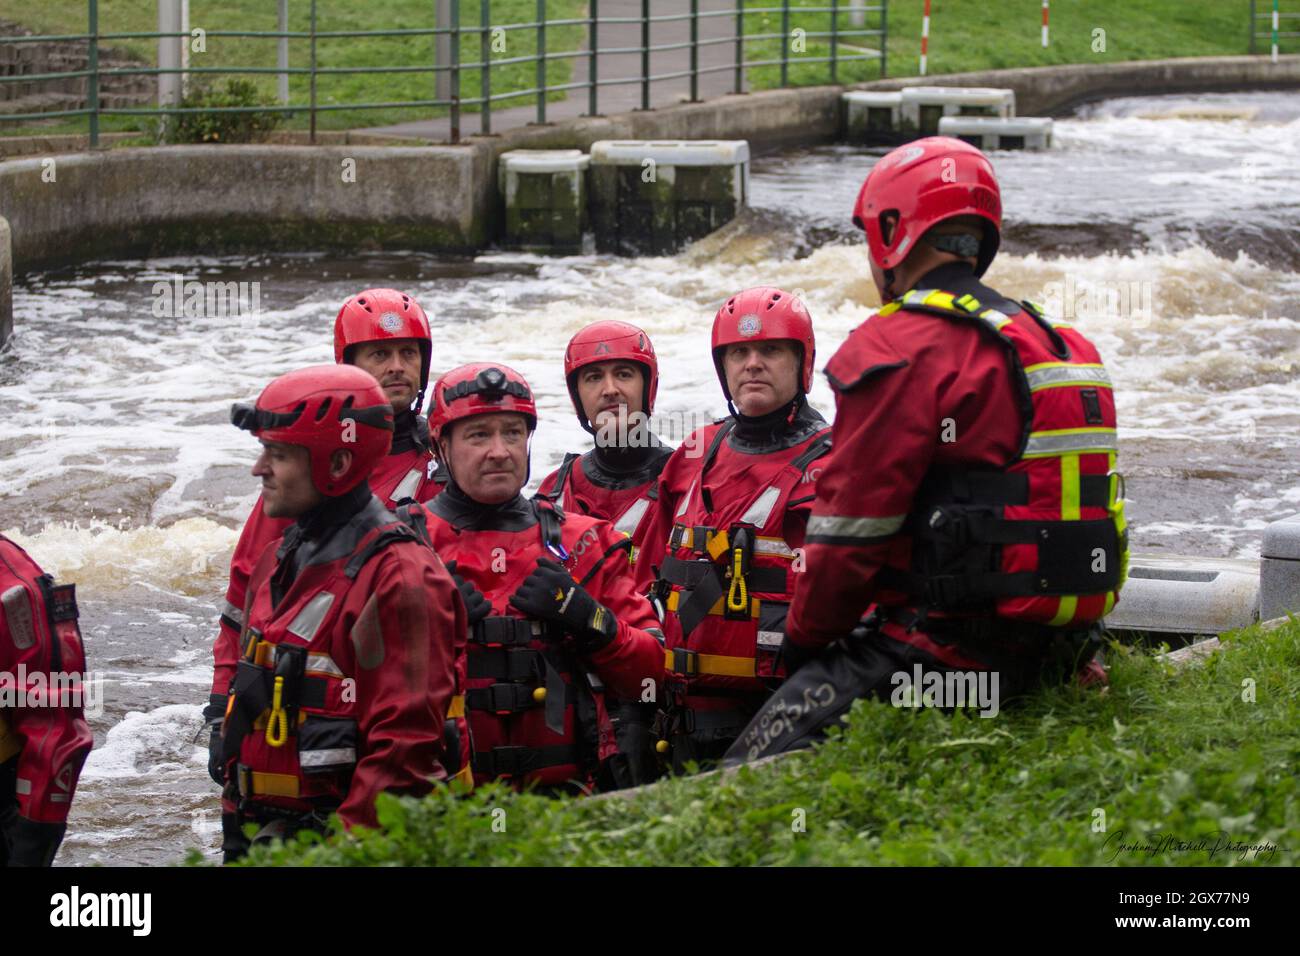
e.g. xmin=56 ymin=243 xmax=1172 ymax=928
xmin=583 ymin=436 xmax=673 ymax=489
xmin=728 ymin=398 xmax=827 ymax=454
xmin=430 ymin=483 xmax=539 ymax=533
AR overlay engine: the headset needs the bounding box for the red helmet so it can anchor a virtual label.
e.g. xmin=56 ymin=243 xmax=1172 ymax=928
xmin=232 ymin=365 xmax=393 ymax=497
xmin=428 ymin=363 xmax=538 ymax=444
xmin=851 ymin=136 xmax=1002 ymax=278
xmin=333 ymin=288 xmax=433 ymax=409
xmin=711 ymin=287 xmax=816 ymax=400
xmin=563 ymin=320 xmax=659 ymax=431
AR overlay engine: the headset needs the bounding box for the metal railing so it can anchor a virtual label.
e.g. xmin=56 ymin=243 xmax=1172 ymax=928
xmin=0 ymin=0 xmax=886 ymax=145
xmin=1250 ymin=0 xmax=1299 ymax=56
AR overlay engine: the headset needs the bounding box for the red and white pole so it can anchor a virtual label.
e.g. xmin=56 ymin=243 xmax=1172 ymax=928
xmin=920 ymin=0 xmax=931 ymax=75
xmin=1042 ymin=0 xmax=1050 ymax=48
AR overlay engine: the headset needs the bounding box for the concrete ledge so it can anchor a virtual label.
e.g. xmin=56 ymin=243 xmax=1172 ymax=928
xmin=0 ymin=144 xmax=488 ymax=272
xmin=0 ymin=215 xmax=11 ymax=351
xmin=848 ymin=55 xmax=1300 ymax=117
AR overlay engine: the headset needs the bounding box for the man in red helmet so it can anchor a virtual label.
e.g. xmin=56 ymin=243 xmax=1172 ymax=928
xmin=217 ymin=365 xmax=463 ymax=861
xmin=1 ymin=537 xmax=93 ymax=866
xmin=205 ymin=288 xmax=446 ymax=787
xmin=635 ymin=288 xmax=832 ymax=771
xmin=423 ymin=363 xmax=663 ymax=792
xmin=724 ymin=138 xmax=1127 ymax=766
xmin=535 ymin=320 xmax=674 ymax=786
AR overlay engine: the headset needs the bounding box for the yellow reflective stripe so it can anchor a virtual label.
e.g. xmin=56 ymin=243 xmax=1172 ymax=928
xmin=1108 ymin=452 xmax=1130 ymax=592
xmin=922 ymin=290 xmax=957 ymax=310
xmin=1023 ymin=428 xmax=1117 ymax=458
xmin=663 ymin=648 xmax=757 ymax=679
xmin=955 ymin=293 xmax=982 ymax=312
xmin=878 ymin=301 xmax=904 ymax=316
xmin=1049 ymin=455 xmax=1082 ymax=626
xmin=447 ymin=694 xmax=465 ymax=719
xmin=249 ymin=771 xmax=300 ymax=798
xmin=1023 ymin=362 xmax=1112 ymax=391
xmin=978 ymin=308 xmax=1012 ymax=329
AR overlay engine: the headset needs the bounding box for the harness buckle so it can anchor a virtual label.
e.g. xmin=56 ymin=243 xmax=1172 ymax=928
xmin=670 ymin=647 xmax=700 ymax=678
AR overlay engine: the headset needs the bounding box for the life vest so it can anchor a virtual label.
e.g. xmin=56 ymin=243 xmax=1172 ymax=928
xmin=536 ymin=450 xmax=665 ymax=546
xmin=220 ymin=500 xmax=468 ymax=818
xmin=658 ymin=421 xmax=832 ymax=697
xmin=0 ymin=537 xmax=92 ymax=818
xmin=873 ymin=287 xmax=1129 ymax=627
xmin=426 ymin=495 xmax=625 ymax=790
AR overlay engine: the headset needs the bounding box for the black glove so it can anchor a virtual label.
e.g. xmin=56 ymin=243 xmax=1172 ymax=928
xmin=445 ymin=560 xmax=491 ymax=628
xmin=508 ymin=557 xmax=617 ymax=653
xmin=0 ymin=805 xmax=66 ymax=867
xmin=202 ymin=695 xmax=226 ymax=786
xmin=779 ymin=636 xmax=820 ymax=676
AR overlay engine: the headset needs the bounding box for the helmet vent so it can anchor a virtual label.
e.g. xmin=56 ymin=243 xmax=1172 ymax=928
xmin=314 ymin=397 xmax=332 ymax=422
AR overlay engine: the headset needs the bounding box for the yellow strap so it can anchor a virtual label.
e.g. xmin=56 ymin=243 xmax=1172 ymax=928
xmin=705 ymin=530 xmax=730 ymax=561
xmin=663 ymin=648 xmax=757 ymax=679
xmin=665 ymin=590 xmax=758 ymax=618
xmin=446 ymin=694 xmax=465 ymax=719
xmin=451 ymin=762 xmax=474 ymax=789
xmin=265 ymin=676 xmax=289 ymax=748
xmin=249 ymin=770 xmax=300 ymax=799
xmin=1049 ymin=454 xmax=1082 ymax=627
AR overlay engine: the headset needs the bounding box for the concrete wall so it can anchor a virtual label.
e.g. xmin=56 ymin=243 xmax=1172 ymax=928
xmin=848 ymin=55 xmax=1300 ymax=117
xmin=0 ymin=215 xmax=11 ymax=351
xmin=0 ymin=145 xmax=488 ymax=274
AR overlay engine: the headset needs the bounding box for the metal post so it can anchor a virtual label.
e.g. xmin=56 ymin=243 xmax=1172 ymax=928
xmin=690 ymin=0 xmax=699 ymax=102
xmin=780 ymin=0 xmax=789 ymax=88
xmin=588 ymin=0 xmax=599 ymax=115
xmin=481 ymin=0 xmax=491 ymax=134
xmin=830 ymin=0 xmax=838 ymax=84
xmin=850 ymin=0 xmax=865 ymax=27
xmin=181 ymin=0 xmax=190 ymax=96
xmin=88 ymin=0 xmax=99 ymax=147
xmin=451 ymin=0 xmax=460 ymax=141
xmin=278 ymin=0 xmax=289 ymax=104
xmin=1249 ymin=0 xmax=1256 ymax=55
xmin=436 ymin=0 xmax=451 ymax=102
xmin=641 ymin=0 xmax=650 ymax=110
xmin=157 ymin=0 xmax=184 ymax=128
xmin=536 ymin=0 xmax=547 ymax=124
xmin=734 ymin=0 xmax=743 ymax=94
xmin=309 ymin=0 xmax=317 ymax=143
xmin=880 ymin=0 xmax=888 ymax=77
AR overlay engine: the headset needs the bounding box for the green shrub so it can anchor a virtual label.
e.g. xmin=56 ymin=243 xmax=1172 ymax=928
xmin=162 ymin=78 xmax=289 ymax=144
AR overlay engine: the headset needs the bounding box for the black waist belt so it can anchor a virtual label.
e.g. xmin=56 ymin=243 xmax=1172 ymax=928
xmin=472 ymin=744 xmax=579 ymax=777
xmin=468 ymin=647 xmax=545 ymax=681
xmin=660 ymin=554 xmax=788 ymax=594
xmin=467 ymin=681 xmax=575 ymax=714
xmin=472 ymin=616 xmax=545 ymax=647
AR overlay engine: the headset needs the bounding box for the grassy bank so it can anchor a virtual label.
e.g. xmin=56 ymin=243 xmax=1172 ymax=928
xmin=0 ymin=0 xmax=583 ymax=136
xmin=742 ymin=0 xmax=1256 ymax=90
xmin=232 ymin=619 xmax=1300 ymax=867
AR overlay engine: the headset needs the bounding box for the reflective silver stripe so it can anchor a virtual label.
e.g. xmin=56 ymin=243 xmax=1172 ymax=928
xmin=676 ymin=481 xmax=695 ymax=519
xmin=614 ymin=497 xmax=652 ymax=537
xmin=646 ymin=627 xmax=665 ymax=645
xmin=738 ymin=486 xmax=782 ymax=529
xmin=1024 ymin=364 xmax=1111 ymax=390
xmin=390 ymin=467 xmax=423 ymax=504
xmin=220 ymin=599 xmax=243 ymax=627
xmin=2 ymin=585 xmax=36 ymax=650
xmin=756 ymin=630 xmax=784 ymax=650
xmin=298 ymin=747 xmax=356 ymax=768
xmin=754 ymin=538 xmax=797 ymax=559
xmin=978 ymin=308 xmax=1012 ymax=330
xmin=287 ymin=592 xmax=335 ymax=641
xmin=806 ymin=514 xmax=906 ymax=540
xmin=306 ymin=653 xmax=344 ymax=678
xmin=15 ymin=777 xmax=32 ymax=795
xmin=50 ymin=793 xmax=70 ymax=803
xmin=1023 ymin=429 xmax=1118 ymax=457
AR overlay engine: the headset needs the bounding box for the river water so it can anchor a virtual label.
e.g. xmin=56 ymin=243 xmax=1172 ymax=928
xmin=1 ymin=91 xmax=1296 ymax=865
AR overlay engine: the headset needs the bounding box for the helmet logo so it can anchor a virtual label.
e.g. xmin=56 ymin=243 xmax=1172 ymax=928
xmin=890 ymin=145 xmax=926 ymax=168
xmin=738 ymin=314 xmax=762 ymax=337
xmin=379 ymin=312 xmax=403 ymax=332
xmin=594 ymin=342 xmax=612 ymax=355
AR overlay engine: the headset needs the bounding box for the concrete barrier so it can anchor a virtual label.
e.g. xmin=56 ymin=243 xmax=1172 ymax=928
xmin=1261 ymin=513 xmax=1300 ymax=620
xmin=938 ymin=116 xmax=1053 ymax=150
xmin=0 ymin=214 xmax=10 ymax=351
xmin=498 ymin=149 xmax=590 ymax=253
xmin=1106 ymin=554 xmax=1261 ymax=638
xmin=0 ymin=145 xmax=490 ymax=274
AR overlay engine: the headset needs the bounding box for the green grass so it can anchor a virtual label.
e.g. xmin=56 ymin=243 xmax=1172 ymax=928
xmin=225 ymin=619 xmax=1300 ymax=866
xmin=0 ymin=0 xmax=584 ymax=135
xmin=741 ymin=0 xmax=1259 ymax=90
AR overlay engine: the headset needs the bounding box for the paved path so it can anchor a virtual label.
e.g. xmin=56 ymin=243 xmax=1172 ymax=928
xmin=360 ymin=0 xmax=745 ymax=142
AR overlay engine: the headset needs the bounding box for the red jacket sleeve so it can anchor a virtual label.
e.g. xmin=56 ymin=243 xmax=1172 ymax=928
xmin=583 ymin=525 xmax=666 ymax=702
xmin=337 ymin=545 xmax=464 ymax=830
xmin=211 ymin=497 xmax=291 ymax=698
